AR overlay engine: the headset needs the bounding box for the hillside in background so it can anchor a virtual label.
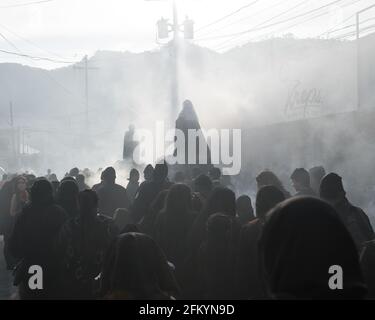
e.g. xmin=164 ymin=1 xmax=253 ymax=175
xmin=0 ymin=34 xmax=374 ymax=172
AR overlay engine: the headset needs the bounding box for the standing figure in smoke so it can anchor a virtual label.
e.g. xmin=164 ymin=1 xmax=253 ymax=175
xmin=123 ymin=125 xmax=138 ymax=161
xmin=173 ymin=100 xmax=212 ymax=176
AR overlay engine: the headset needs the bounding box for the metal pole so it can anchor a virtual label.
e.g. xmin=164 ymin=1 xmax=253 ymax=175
xmin=84 ymin=55 xmax=89 ymax=131
xmin=171 ymin=0 xmax=179 ymax=123
xmin=356 ymin=12 xmax=360 ymax=110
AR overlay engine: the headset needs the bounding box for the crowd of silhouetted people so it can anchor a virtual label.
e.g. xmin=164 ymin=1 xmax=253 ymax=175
xmin=0 ymin=163 xmax=375 ymax=300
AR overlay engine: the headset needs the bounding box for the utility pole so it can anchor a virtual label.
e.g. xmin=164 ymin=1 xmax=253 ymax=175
xmin=154 ymin=0 xmax=194 ymax=123
xmin=356 ymin=4 xmax=375 ymax=110
xmin=73 ymin=55 xmax=98 ymax=133
xmin=9 ymin=101 xmax=16 ymax=160
xmin=171 ymin=0 xmax=179 ymax=123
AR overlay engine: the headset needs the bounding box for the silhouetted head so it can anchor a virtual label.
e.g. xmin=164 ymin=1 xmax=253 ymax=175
xmin=320 ymin=173 xmax=346 ymax=205
xmin=164 ymin=184 xmax=191 ymax=216
xmin=236 ymin=195 xmax=254 ymax=221
xmin=256 ymin=185 xmax=285 ymax=221
xmin=291 ymin=168 xmax=311 ymax=191
xmin=153 ymin=163 xmax=168 ymax=183
xmin=105 ymin=233 xmax=178 ymax=299
xmin=256 ymin=170 xmax=289 ymax=198
xmin=194 ymin=174 xmax=213 ymax=195
xmin=57 ymin=180 xmax=79 ymax=217
xmin=143 ymin=164 xmax=154 ymax=181
xmin=102 ymin=167 xmax=116 ymax=184
xmin=79 ymin=190 xmax=98 ymax=220
xmin=127 ymin=169 xmax=139 ymax=183
xmin=69 ymin=167 xmax=79 ymax=178
xmin=30 ymin=179 xmax=54 ymax=207
xmin=259 ymin=197 xmax=366 ymax=300
xmin=180 ymin=99 xmax=199 ymax=123
xmin=205 ymin=187 xmax=236 ymax=218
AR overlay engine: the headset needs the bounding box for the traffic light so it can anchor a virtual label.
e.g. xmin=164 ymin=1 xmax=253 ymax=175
xmin=184 ymin=17 xmax=194 ymax=39
xmin=157 ymin=18 xmax=169 ymax=39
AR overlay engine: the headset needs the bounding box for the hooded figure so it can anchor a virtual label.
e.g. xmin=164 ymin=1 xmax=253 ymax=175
xmin=173 ymin=100 xmax=212 ymax=174
xmin=259 ymin=197 xmax=367 ymax=300
xmin=320 ymin=173 xmax=374 ymax=250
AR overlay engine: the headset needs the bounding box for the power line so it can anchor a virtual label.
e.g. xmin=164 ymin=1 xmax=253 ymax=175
xmin=334 ymin=23 xmax=375 ymax=39
xmin=0 ymin=22 xmax=75 ymax=61
xmin=197 ymin=0 xmax=285 ymax=39
xmin=195 ymin=0 xmax=345 ymax=42
xmin=215 ymin=0 xmax=364 ymax=51
xmin=315 ymin=0 xmax=364 ymax=37
xmin=0 ymin=48 xmax=77 ymax=64
xmin=210 ymin=0 xmax=312 ymax=49
xmin=0 ymin=0 xmax=56 ymax=9
xmin=195 ymin=0 xmax=260 ymax=33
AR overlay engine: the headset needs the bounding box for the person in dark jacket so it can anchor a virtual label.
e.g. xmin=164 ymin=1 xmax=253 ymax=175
xmin=131 ymin=162 xmax=172 ymax=223
xmin=56 ymin=190 xmax=118 ymax=299
xmin=9 ymin=179 xmax=67 ymax=299
xmin=96 ymin=167 xmax=129 ymax=218
xmin=320 ymin=173 xmax=374 ymax=250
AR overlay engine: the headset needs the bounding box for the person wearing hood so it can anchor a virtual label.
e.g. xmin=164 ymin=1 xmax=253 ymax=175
xmin=320 ymin=173 xmax=374 ymax=250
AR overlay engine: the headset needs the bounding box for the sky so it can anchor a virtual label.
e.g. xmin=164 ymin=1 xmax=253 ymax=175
xmin=0 ymin=0 xmax=374 ymax=69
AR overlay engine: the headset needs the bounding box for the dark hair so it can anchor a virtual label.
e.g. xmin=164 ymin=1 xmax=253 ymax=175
xmin=291 ymin=168 xmax=310 ymax=187
xmin=259 ymin=197 xmax=366 ymax=299
xmin=194 ymin=174 xmax=213 ymax=192
xmin=320 ymin=173 xmax=345 ymax=200
xmin=256 ymin=185 xmax=285 ymax=220
xmin=129 ymin=169 xmax=140 ymax=180
xmin=256 ymin=170 xmax=290 ymax=198
xmin=164 ymin=184 xmax=191 ymax=217
xmin=57 ymin=180 xmax=80 ymax=218
xmin=102 ymin=167 xmax=116 ymax=183
xmin=102 ymin=233 xmax=178 ymax=299
xmin=30 ymin=179 xmax=54 ymax=207
xmin=154 ymin=163 xmax=168 ymax=182
xmin=204 ymin=187 xmax=236 ymax=218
